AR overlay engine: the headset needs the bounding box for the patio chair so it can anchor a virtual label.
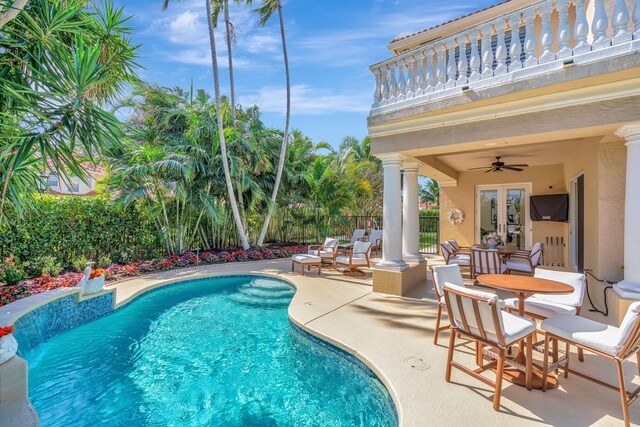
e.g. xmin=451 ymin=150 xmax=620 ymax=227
xmin=470 ymin=247 xmax=506 ymax=279
xmin=505 ymin=268 xmax=586 ymax=361
xmin=368 ymin=229 xmax=383 ymax=256
xmin=338 ymin=229 xmax=366 ymax=251
xmin=335 ymin=241 xmax=373 ymax=276
xmin=430 ymin=264 xmax=466 ymax=345
xmin=308 ymin=237 xmax=339 ymax=267
xmin=540 ymin=302 xmax=640 ymax=427
xmin=448 ymin=239 xmax=470 ymax=253
xmin=504 ymin=242 xmax=544 ymax=275
xmin=441 ymin=242 xmax=471 ymax=268
xmin=443 ymin=283 xmax=536 ymax=410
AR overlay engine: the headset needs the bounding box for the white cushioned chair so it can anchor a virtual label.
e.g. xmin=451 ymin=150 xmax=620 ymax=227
xmin=540 ymin=302 xmax=640 ymax=426
xmin=308 ymin=238 xmax=339 ymax=267
xmin=338 ymin=229 xmax=366 ymax=251
xmin=443 ymin=283 xmax=536 ymax=409
xmin=505 ymin=242 xmax=544 ymax=275
xmin=430 ymin=264 xmax=465 ymax=345
xmin=368 ymin=229 xmax=383 ymax=256
xmin=448 ymin=239 xmax=469 ymax=253
xmin=504 ymin=268 xmax=586 ymax=361
xmin=441 ymin=242 xmax=471 ymax=268
xmin=335 ymin=241 xmax=373 ymax=276
xmin=470 ymin=247 xmax=506 ymax=279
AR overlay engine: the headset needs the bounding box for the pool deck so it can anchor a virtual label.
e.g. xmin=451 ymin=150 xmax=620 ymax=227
xmin=100 ymin=256 xmax=640 ymax=426
xmin=2 ymin=256 xmax=639 ymax=426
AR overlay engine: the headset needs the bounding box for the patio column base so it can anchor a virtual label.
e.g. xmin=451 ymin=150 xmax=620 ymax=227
xmin=613 ymin=281 xmax=640 ymax=300
xmin=373 ymin=262 xmax=426 ymax=296
xmin=403 ymin=254 xmax=425 ymax=263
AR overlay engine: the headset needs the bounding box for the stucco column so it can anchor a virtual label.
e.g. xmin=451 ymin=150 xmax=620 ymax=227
xmin=614 ymin=124 xmax=640 ymax=298
xmin=376 ymin=154 xmax=407 ymax=271
xmin=402 ymin=162 xmax=424 ymax=262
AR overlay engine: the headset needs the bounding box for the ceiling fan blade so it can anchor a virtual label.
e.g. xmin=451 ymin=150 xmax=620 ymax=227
xmin=502 ymin=166 xmax=524 ymax=171
xmin=504 ymin=164 xmax=529 ymax=167
xmin=468 ymin=167 xmax=493 ymax=171
xmin=484 ymin=168 xmax=495 ymax=173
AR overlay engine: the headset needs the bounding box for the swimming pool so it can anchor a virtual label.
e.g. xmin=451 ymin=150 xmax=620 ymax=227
xmin=18 ymin=276 xmax=397 ymax=426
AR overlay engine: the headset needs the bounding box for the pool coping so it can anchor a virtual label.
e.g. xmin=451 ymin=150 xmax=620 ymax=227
xmin=1 ymin=263 xmax=403 ymax=425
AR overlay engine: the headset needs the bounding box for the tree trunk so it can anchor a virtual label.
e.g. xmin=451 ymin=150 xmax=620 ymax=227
xmin=257 ymin=0 xmax=290 ymax=247
xmin=205 ymin=0 xmax=250 ymax=250
xmin=224 ymin=0 xmax=236 ymax=121
xmin=0 ymin=0 xmax=28 ymax=29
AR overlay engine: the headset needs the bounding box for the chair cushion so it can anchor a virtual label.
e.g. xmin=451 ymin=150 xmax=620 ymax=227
xmin=336 ymin=255 xmax=368 ymax=266
xmin=431 ymin=264 xmax=465 ymax=297
xmin=504 ymin=297 xmax=577 ymax=318
xmin=440 ymin=294 xmax=506 ymax=310
xmin=502 ymin=311 xmax=537 ymax=345
xmin=308 ymin=249 xmax=335 ymax=259
xmin=617 ymin=302 xmax=640 ymax=347
xmin=292 ymin=254 xmax=321 ymax=263
xmin=505 ymin=257 xmax=533 ymax=273
xmin=532 ymin=268 xmax=585 ymax=308
xmin=323 ymin=238 xmax=339 ymax=251
xmin=541 ymin=314 xmax=622 ymax=356
xmin=448 ymin=254 xmax=471 ymax=266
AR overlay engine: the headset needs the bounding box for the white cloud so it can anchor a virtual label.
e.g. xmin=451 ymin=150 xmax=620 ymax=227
xmin=167 ymin=10 xmax=209 ymax=46
xmin=239 ymin=85 xmax=371 ymax=116
xmin=243 ymin=33 xmax=280 ymax=54
xmin=169 ymin=48 xmax=252 ymax=69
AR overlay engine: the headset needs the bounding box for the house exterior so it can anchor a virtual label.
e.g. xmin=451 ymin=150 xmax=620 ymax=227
xmin=40 ymin=162 xmax=106 ymax=196
xmin=368 ymin=0 xmax=640 ymax=322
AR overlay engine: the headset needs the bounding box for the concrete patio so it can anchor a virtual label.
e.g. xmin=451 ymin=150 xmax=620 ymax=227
xmin=100 ymin=255 xmax=640 ymax=426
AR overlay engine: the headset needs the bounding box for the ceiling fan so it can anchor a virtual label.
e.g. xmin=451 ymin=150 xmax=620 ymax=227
xmin=468 ymin=156 xmax=530 ymax=173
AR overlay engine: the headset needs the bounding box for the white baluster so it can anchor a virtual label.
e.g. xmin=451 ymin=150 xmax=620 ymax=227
xmin=539 ymin=4 xmax=555 ymax=63
xmin=481 ymin=25 xmax=494 ymax=78
xmin=457 ymin=35 xmax=469 ymax=85
xmin=445 ymin=39 xmax=457 ymax=88
xmin=381 ymin=66 xmax=389 ymax=105
xmin=372 ymin=68 xmax=382 ymax=107
xmin=435 ymin=44 xmax=446 ymax=90
xmin=415 ymin=51 xmax=425 ymax=95
xmin=573 ymin=0 xmax=591 ymax=54
xmin=523 ymin=9 xmax=538 ymax=68
xmin=468 ymin=30 xmax=482 ymax=82
xmin=634 ymin=0 xmax=640 ymax=39
xmin=592 ymin=0 xmax=610 ymax=49
xmin=397 ymin=60 xmax=406 ymax=100
xmin=494 ymin=20 xmax=508 ymax=75
xmin=388 ymin=64 xmax=398 ymax=103
xmin=425 ymin=48 xmax=436 ymax=92
xmin=508 ymin=14 xmax=523 ymax=71
xmin=406 ymin=56 xmax=417 ymax=98
xmin=612 ymin=0 xmax=631 ymax=44
xmin=556 ymin=0 xmax=572 ymax=58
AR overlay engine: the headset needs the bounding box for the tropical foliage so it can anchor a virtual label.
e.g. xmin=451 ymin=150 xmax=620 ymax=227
xmin=0 ymin=0 xmax=139 ymax=222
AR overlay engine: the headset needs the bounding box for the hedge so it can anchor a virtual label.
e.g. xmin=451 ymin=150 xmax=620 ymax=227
xmin=0 ymin=196 xmax=163 ymax=267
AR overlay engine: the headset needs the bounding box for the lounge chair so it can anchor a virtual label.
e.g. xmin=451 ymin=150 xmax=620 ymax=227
xmin=504 ymin=242 xmax=544 ymax=275
xmin=308 ymin=237 xmax=339 ymax=267
xmin=441 ymin=242 xmax=471 ymax=268
xmin=335 ymin=241 xmax=373 ymax=276
xmin=368 ymin=229 xmax=383 ymax=256
xmin=430 ymin=264 xmax=465 ymax=345
xmin=470 ymin=247 xmax=506 ymax=279
xmin=448 ymin=239 xmax=470 ymax=253
xmin=338 ymin=229 xmax=366 ymax=251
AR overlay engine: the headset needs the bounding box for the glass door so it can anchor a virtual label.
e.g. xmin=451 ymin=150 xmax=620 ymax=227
xmin=476 ymin=184 xmax=531 ymax=250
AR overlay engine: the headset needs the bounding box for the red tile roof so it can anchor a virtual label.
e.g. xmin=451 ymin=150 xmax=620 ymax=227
xmin=390 ymin=0 xmax=512 ymax=44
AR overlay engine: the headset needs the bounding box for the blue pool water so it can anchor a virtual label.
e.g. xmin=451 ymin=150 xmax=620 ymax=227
xmin=20 ymin=276 xmax=397 ymax=426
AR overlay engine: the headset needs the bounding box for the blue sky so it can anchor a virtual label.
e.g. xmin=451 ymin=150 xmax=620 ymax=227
xmin=113 ymin=0 xmax=497 ymax=148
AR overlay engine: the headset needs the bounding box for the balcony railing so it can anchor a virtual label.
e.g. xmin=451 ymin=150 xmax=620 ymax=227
xmin=370 ymin=0 xmax=640 ymax=113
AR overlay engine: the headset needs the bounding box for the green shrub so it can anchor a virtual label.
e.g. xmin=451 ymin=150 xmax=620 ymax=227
xmin=97 ymin=255 xmax=112 ymax=269
xmin=24 ymin=255 xmax=63 ymax=277
xmin=0 ymin=255 xmax=27 ymax=286
xmin=71 ymin=255 xmax=89 ymax=273
xmin=419 ymin=208 xmax=440 ymax=217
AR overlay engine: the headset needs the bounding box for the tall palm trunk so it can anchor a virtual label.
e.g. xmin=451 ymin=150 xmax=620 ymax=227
xmin=205 ymin=0 xmax=250 ymax=250
xmin=0 ymin=0 xmax=29 ymax=29
xmin=224 ymin=0 xmax=236 ymax=121
xmin=257 ymin=0 xmax=289 ymax=247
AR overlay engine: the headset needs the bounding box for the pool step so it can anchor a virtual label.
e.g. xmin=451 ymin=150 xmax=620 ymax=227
xmin=228 ymin=279 xmax=294 ymax=308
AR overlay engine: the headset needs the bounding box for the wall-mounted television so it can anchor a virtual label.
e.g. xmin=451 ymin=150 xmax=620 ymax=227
xmin=530 ymin=194 xmax=569 ymax=222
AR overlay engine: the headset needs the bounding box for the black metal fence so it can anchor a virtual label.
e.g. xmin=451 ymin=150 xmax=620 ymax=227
xmin=260 ymin=208 xmax=439 ymax=255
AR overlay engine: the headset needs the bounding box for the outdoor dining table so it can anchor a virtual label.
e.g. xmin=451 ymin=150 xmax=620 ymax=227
xmin=473 ymin=244 xmax=518 ymax=259
xmin=475 ymin=274 xmax=574 ymax=389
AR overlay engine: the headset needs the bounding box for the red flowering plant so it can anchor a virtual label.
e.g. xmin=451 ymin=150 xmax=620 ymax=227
xmin=0 ymin=325 xmax=14 ymax=338
xmin=156 ymin=259 xmax=174 ymax=271
xmin=261 ymin=250 xmax=276 ymax=259
xmin=201 ymin=252 xmax=219 ymax=263
xmin=232 ymin=250 xmax=249 ymax=261
xmin=218 ymin=251 xmax=233 ymax=262
xmin=248 ymin=251 xmax=264 ymax=261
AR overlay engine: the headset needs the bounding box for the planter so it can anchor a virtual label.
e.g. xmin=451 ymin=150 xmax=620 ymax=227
xmin=80 ymin=275 xmax=105 ymax=295
xmin=0 ymin=334 xmax=18 ymax=364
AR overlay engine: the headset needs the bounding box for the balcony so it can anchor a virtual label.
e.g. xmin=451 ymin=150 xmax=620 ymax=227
xmin=369 ymin=0 xmax=640 ymax=117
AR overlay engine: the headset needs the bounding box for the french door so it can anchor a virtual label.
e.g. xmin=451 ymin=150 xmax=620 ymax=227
xmin=475 ymin=183 xmax=532 ymax=250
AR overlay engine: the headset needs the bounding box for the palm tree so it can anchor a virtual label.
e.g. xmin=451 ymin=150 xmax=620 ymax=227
xmin=0 ymin=0 xmax=28 ymax=29
xmin=163 ymin=0 xmax=250 ymax=249
xmin=420 ymin=179 xmax=440 ymax=207
xmin=255 ymin=0 xmax=290 ymax=247
xmin=222 ymin=0 xmax=236 ymax=121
